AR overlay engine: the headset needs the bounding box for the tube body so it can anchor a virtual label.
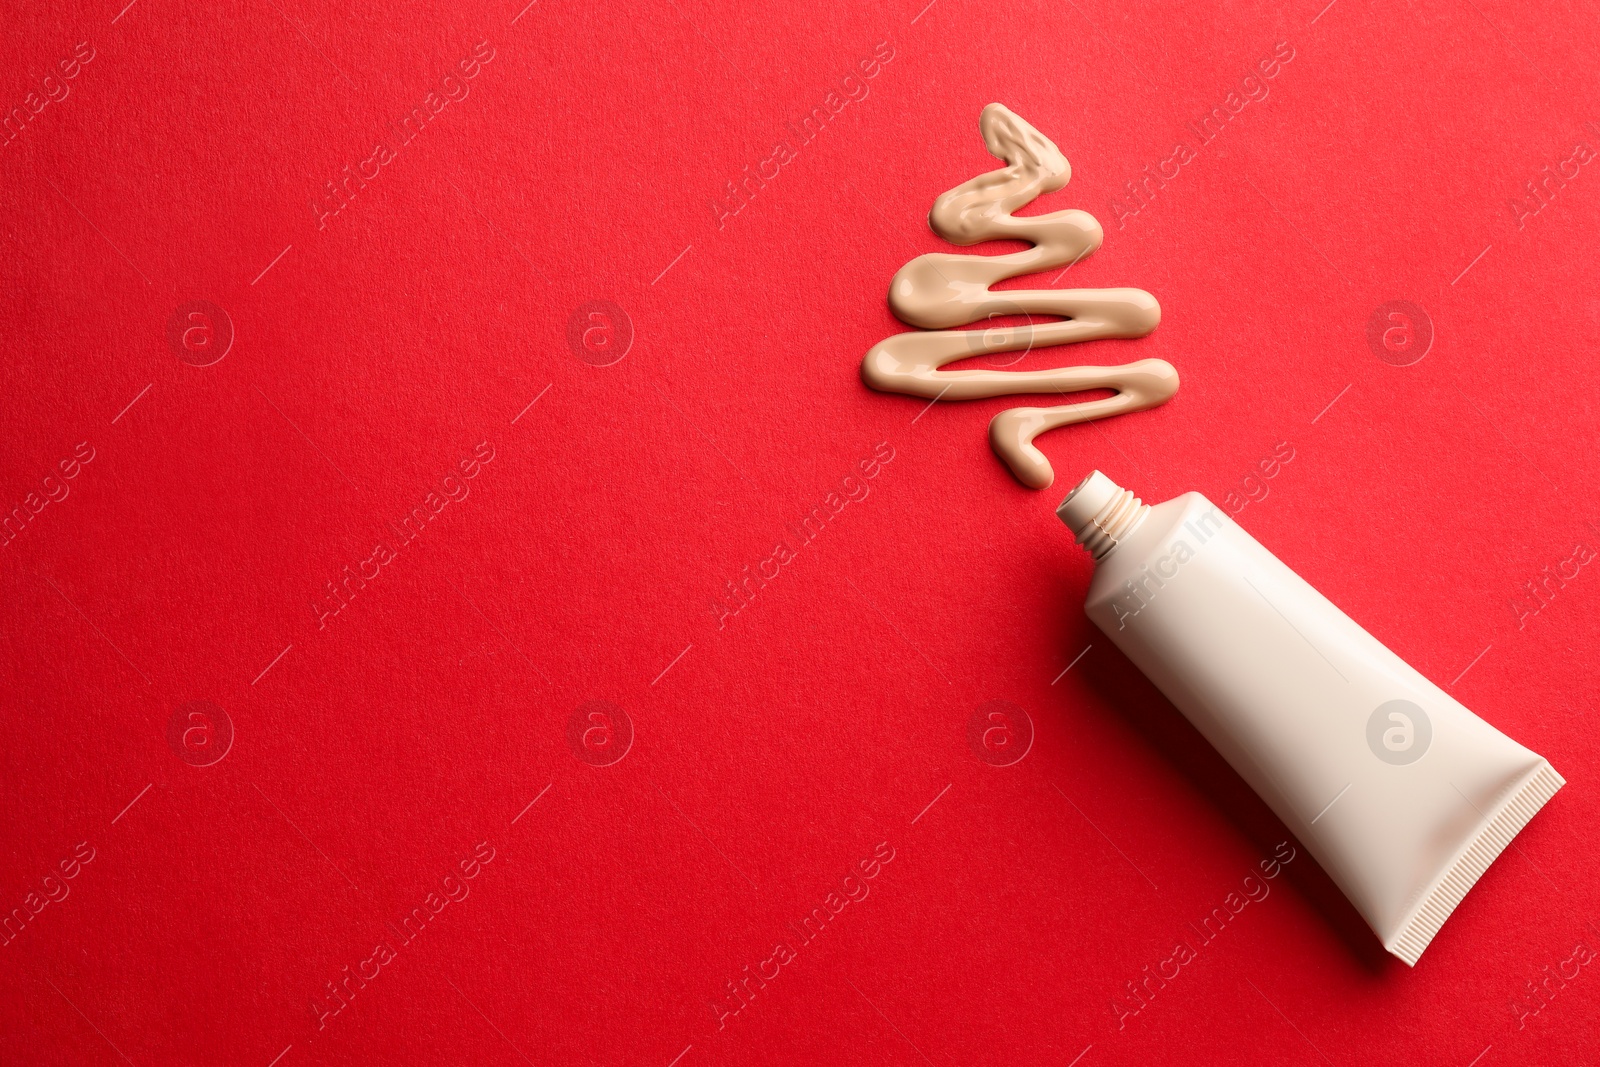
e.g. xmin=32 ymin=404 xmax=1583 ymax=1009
xmin=1067 ymin=479 xmax=1562 ymax=965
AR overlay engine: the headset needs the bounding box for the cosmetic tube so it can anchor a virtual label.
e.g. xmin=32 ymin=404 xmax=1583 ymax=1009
xmin=1058 ymin=471 xmax=1563 ymax=965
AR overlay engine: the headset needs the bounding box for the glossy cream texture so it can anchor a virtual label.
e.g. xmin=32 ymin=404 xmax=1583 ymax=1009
xmin=861 ymin=103 xmax=1178 ymax=489
xmin=1061 ymin=474 xmax=1563 ymax=965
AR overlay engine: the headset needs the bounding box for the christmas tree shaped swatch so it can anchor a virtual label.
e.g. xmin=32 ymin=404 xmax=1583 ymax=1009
xmin=861 ymin=103 xmax=1179 ymax=489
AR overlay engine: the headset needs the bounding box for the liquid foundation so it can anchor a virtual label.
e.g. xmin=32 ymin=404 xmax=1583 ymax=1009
xmin=861 ymin=103 xmax=1178 ymax=489
xmin=1059 ymin=471 xmax=1563 ymax=965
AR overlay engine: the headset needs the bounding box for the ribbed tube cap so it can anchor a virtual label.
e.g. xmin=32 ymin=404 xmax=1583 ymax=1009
xmin=1057 ymin=471 xmax=1148 ymax=559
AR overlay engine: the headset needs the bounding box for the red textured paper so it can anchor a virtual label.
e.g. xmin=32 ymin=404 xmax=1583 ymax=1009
xmin=3 ymin=1 xmax=1598 ymax=1064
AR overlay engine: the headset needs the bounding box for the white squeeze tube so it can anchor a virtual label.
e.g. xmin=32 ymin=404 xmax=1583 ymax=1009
xmin=1058 ymin=471 xmax=1563 ymax=965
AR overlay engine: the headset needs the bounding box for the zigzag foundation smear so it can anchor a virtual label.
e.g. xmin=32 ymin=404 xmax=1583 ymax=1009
xmin=861 ymin=103 xmax=1178 ymax=489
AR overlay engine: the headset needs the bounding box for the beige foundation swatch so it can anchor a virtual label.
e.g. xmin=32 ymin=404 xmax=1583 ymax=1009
xmin=861 ymin=103 xmax=1178 ymax=489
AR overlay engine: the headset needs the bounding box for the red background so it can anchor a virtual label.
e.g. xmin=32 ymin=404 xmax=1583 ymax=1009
xmin=4 ymin=0 xmax=1599 ymax=1064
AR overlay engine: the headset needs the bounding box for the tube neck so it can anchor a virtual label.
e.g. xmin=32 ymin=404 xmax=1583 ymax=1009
xmin=1057 ymin=471 xmax=1148 ymax=560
